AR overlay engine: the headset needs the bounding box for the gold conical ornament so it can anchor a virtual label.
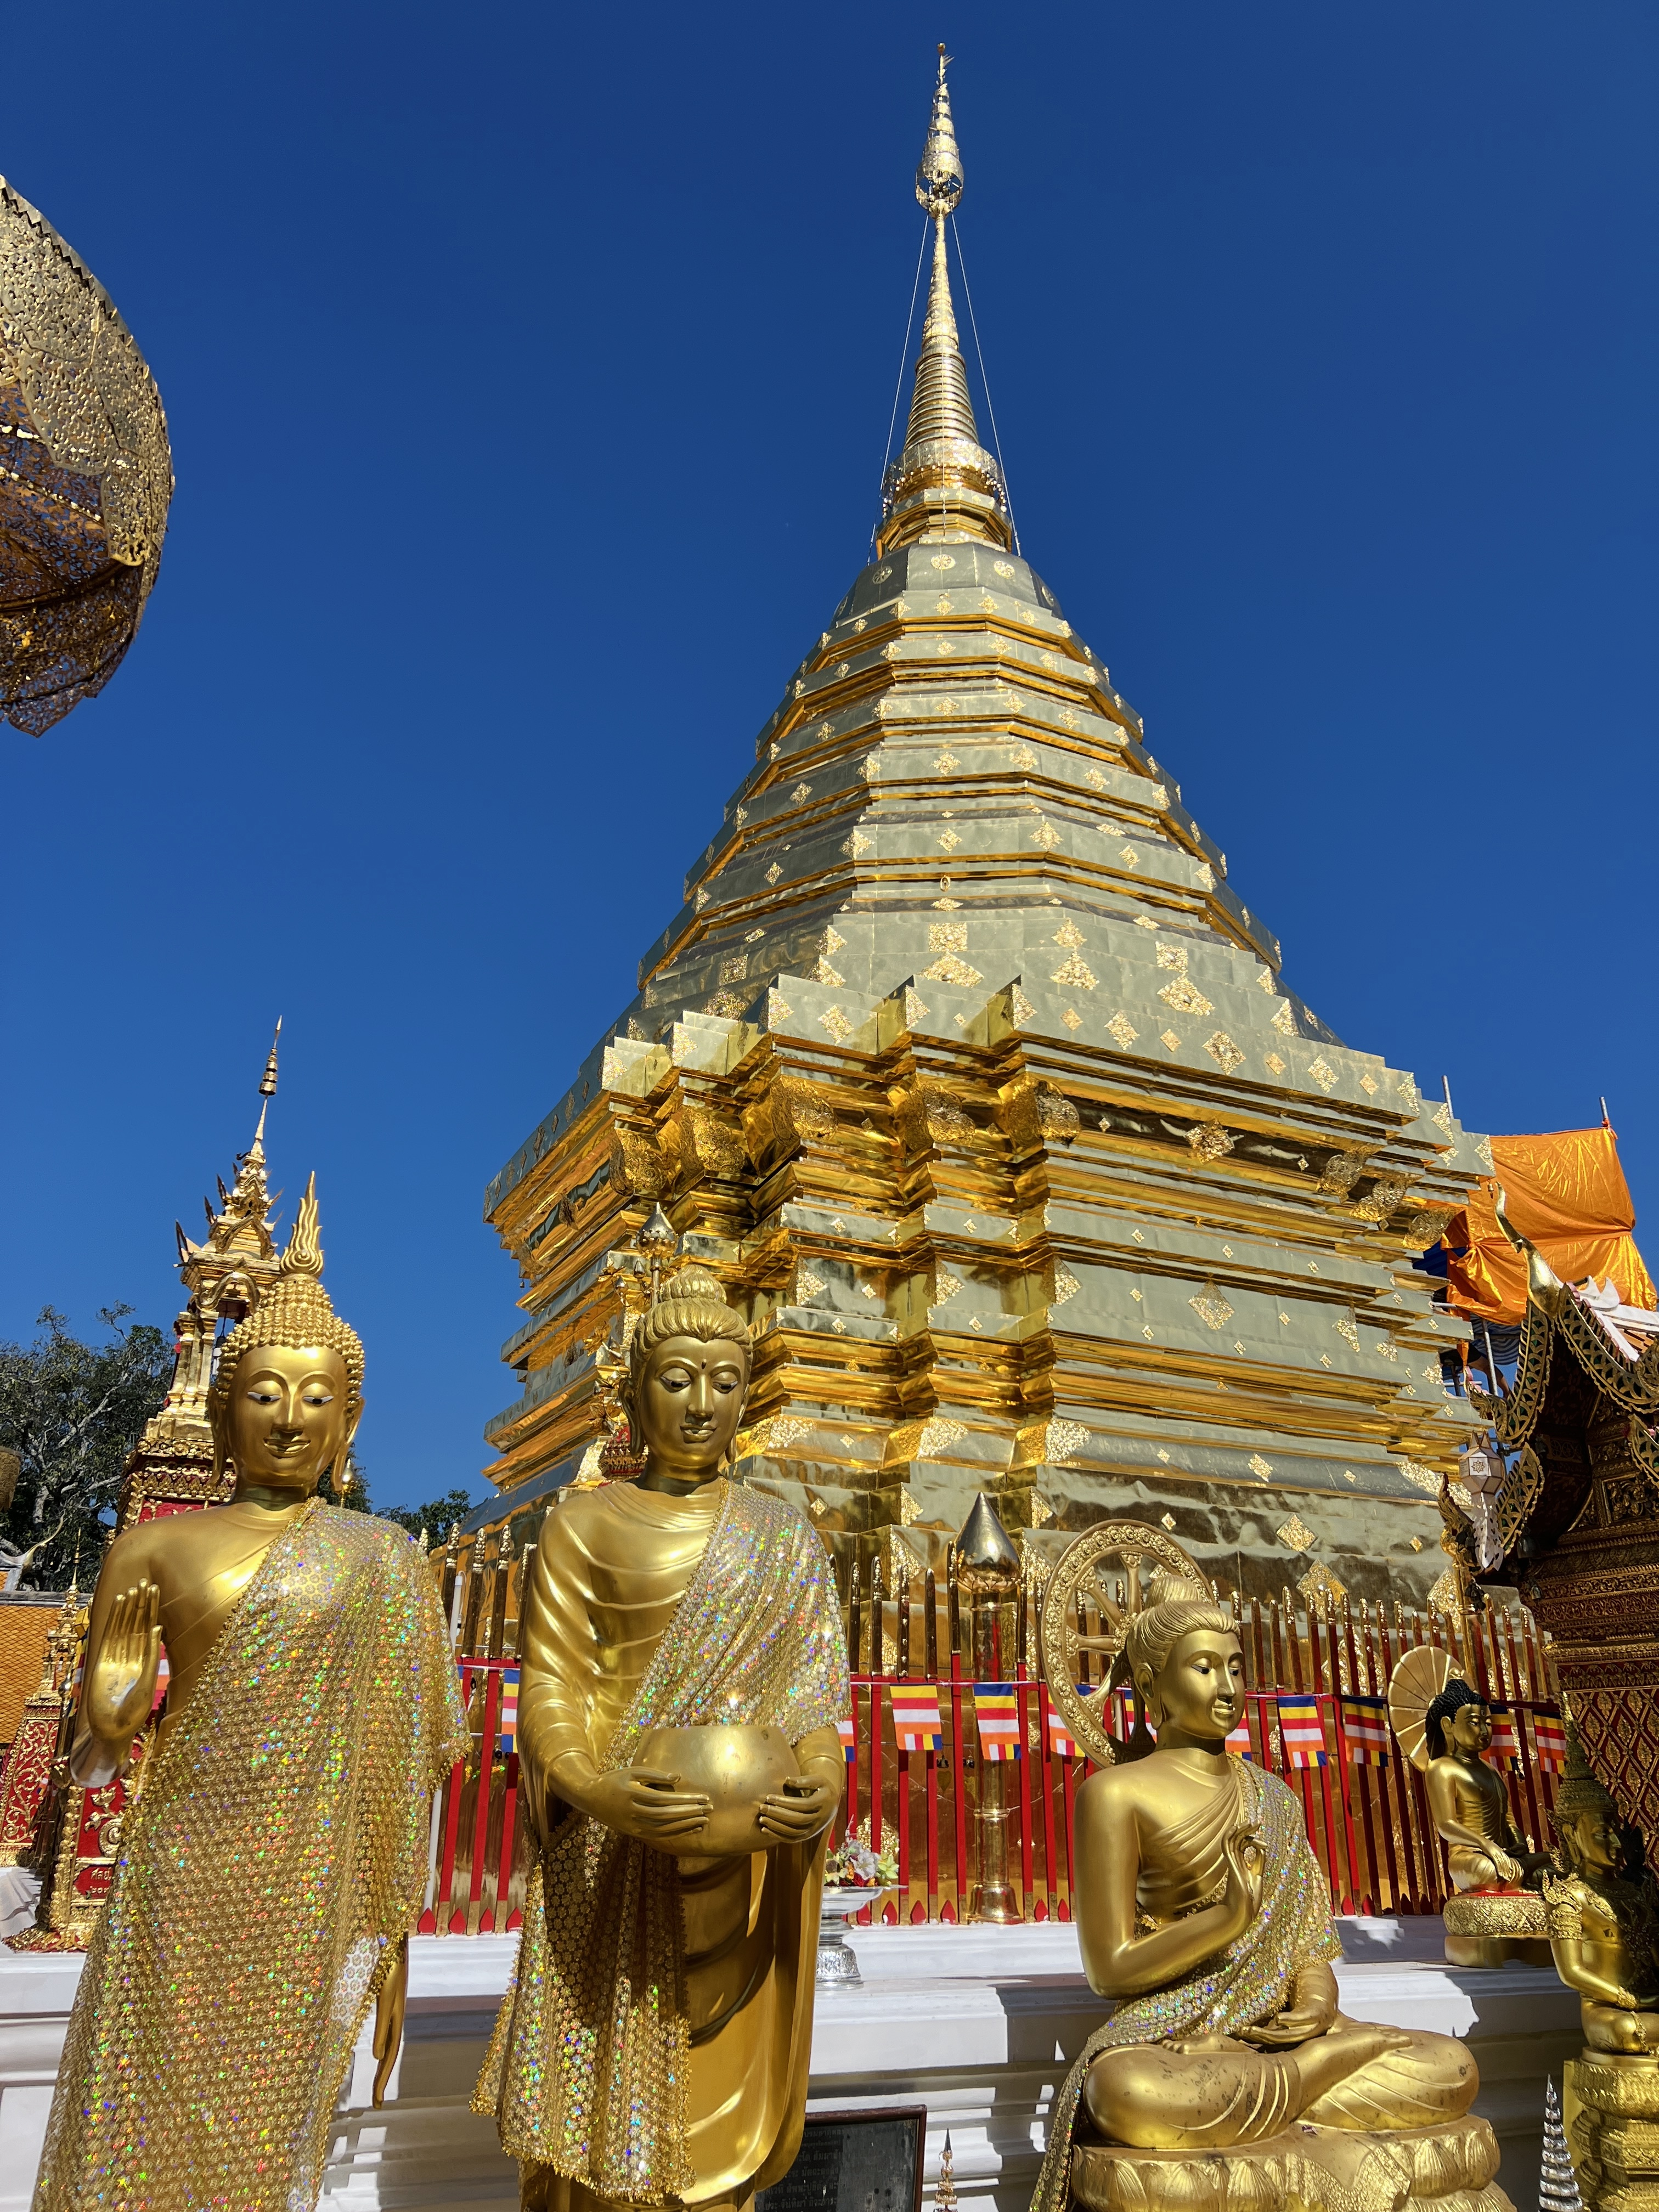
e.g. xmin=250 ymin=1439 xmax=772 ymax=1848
xmin=1552 ymin=1712 xmax=1620 ymax=1825
xmin=878 ymin=49 xmax=1011 ymax=556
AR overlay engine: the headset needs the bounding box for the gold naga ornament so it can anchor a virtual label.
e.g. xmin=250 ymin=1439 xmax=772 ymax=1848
xmin=1387 ymin=1644 xmax=1552 ymax=1966
xmin=1543 ymin=1722 xmax=1659 ymax=2212
xmin=1031 ymin=1528 xmax=1514 ymax=2212
xmin=33 ymin=1175 xmax=467 ymax=2212
xmin=0 ymin=178 xmax=172 ymax=734
xmin=474 ymin=1257 xmax=850 ymax=2212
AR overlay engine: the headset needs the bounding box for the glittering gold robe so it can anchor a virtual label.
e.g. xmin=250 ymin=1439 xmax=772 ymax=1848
xmin=1030 ymin=1760 xmax=1475 ymax=2210
xmin=33 ymin=1503 xmax=468 ymax=2212
xmin=474 ymin=1478 xmax=848 ymax=2211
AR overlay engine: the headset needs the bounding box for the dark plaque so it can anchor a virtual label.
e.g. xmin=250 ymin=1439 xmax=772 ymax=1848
xmin=757 ymin=2107 xmax=927 ymax=2212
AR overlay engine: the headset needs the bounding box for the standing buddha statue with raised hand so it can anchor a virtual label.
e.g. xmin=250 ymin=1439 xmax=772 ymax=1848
xmin=474 ymin=1262 xmax=849 ymax=2212
xmin=35 ymin=1177 xmax=467 ymax=2212
xmin=1032 ymin=1580 xmax=1511 ymax=2212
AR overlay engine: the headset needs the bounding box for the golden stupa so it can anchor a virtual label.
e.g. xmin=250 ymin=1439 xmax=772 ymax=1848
xmin=476 ymin=56 xmax=1486 ymax=1601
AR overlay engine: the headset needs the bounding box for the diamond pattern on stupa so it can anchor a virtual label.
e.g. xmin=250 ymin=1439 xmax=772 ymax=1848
xmin=477 ymin=61 xmax=1486 ymax=1599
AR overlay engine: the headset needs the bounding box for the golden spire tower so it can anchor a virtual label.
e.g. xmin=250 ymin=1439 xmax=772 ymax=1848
xmin=479 ymin=61 xmax=1489 ymax=1604
xmin=879 ymin=50 xmax=1011 ymax=555
xmin=117 ymin=1031 xmax=289 ymax=1525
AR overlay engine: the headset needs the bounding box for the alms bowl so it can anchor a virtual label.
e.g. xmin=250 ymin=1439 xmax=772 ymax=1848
xmin=635 ymin=1723 xmax=799 ymax=1856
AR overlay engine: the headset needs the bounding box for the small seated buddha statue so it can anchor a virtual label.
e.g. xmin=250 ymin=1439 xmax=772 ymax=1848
xmin=475 ymin=1262 xmax=849 ymax=2212
xmin=1389 ymin=1655 xmax=1552 ymax=1966
xmin=1544 ymin=1725 xmax=1659 ymax=2210
xmin=1033 ymin=1583 xmax=1512 ymax=2212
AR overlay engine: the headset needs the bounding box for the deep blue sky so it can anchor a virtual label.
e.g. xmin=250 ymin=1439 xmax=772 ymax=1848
xmin=3 ymin=5 xmax=1655 ymax=1511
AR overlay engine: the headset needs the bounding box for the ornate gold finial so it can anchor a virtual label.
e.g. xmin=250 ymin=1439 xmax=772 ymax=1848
xmin=954 ymin=1491 xmax=1020 ymax=1584
xmin=252 ymin=1017 xmax=281 ymax=1147
xmin=879 ymin=52 xmax=1012 ymax=556
xmin=915 ymin=47 xmax=964 ymax=219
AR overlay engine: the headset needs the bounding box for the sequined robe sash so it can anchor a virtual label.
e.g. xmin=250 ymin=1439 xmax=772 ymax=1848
xmin=33 ymin=1501 xmax=469 ymax=2212
xmin=474 ymin=1480 xmax=848 ymax=2207
xmin=1030 ymin=1759 xmax=1342 ymax=2212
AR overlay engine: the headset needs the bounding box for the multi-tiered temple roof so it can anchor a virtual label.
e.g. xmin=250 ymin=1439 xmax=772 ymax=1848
xmin=478 ymin=59 xmax=1487 ymax=1601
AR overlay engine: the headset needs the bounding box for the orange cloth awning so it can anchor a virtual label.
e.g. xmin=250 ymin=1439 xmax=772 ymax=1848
xmin=1444 ymin=1125 xmax=1656 ymax=1324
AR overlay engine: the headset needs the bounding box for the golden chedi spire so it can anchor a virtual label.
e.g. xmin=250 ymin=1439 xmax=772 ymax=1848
xmin=878 ymin=49 xmax=1012 ymax=556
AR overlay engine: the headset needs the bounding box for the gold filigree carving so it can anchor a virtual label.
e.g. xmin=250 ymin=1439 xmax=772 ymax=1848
xmin=1189 ymin=1283 xmax=1235 ymax=1330
xmin=922 ymin=952 xmax=983 ymax=988
xmin=1045 ymin=1417 xmax=1090 ymax=1464
xmin=1159 ymin=976 xmax=1214 ymax=1017
xmin=1186 ymin=1120 xmax=1235 ymax=1161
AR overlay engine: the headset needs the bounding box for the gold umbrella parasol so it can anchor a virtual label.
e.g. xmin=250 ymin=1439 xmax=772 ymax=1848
xmin=0 ymin=179 xmax=172 ymax=735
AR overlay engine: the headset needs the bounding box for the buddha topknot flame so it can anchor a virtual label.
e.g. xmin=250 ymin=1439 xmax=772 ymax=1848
xmin=212 ymin=1172 xmax=365 ymax=1397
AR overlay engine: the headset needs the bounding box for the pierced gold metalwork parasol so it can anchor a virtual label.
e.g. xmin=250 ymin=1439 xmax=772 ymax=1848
xmin=1387 ymin=1644 xmax=1457 ymax=1772
xmin=0 ymin=179 xmax=172 ymax=735
xmin=1038 ymin=1521 xmax=1207 ymax=1768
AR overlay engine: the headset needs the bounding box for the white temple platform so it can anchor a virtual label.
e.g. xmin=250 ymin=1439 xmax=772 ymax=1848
xmin=0 ymin=1919 xmax=1581 ymax=2212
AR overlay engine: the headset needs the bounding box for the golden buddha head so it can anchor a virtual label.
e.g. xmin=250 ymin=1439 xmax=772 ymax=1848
xmin=622 ymin=1264 xmax=751 ymax=1487
xmin=1425 ymin=1678 xmax=1492 ymax=1761
xmin=1122 ymin=1582 xmax=1244 ymax=1746
xmin=208 ymin=1175 xmax=364 ymax=1499
xmin=1553 ymin=1723 xmax=1628 ymax=1878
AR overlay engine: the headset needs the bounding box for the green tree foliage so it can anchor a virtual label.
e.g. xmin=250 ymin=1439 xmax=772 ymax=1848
xmin=378 ymin=1486 xmax=477 ymax=1548
xmin=0 ymin=1307 xmax=171 ymax=1585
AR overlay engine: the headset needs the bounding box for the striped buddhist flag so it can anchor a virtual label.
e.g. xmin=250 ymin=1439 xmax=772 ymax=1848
xmin=1278 ymin=1694 xmax=1327 ymax=1768
xmin=891 ymin=1682 xmax=944 ymax=1753
xmin=1112 ymin=1683 xmax=1156 ymax=1743
xmin=1486 ymin=1705 xmax=1520 ymax=1769
xmin=975 ymin=1684 xmax=1022 ymax=1762
xmin=1047 ymin=1705 xmax=1078 ymax=1760
xmin=150 ymin=1650 xmax=171 ymax=1716
xmin=1226 ymin=1717 xmax=1254 ymax=1759
xmin=497 ymin=1668 xmax=521 ymax=1754
xmin=1534 ymin=1712 xmax=1567 ymax=1770
xmin=838 ymin=1714 xmax=856 ymax=1763
xmin=1338 ymin=1694 xmax=1390 ymax=1766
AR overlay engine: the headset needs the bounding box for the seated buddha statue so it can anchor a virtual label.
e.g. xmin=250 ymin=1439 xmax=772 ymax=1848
xmin=474 ymin=1263 xmax=849 ymax=2212
xmin=1424 ymin=1679 xmax=1549 ymax=1893
xmin=1543 ymin=1724 xmax=1659 ymax=2211
xmin=1546 ymin=1725 xmax=1659 ymax=2052
xmin=1033 ymin=1585 xmax=1499 ymax=2212
xmin=1388 ymin=1656 xmax=1552 ymax=1966
xmin=34 ymin=1178 xmax=467 ymax=2212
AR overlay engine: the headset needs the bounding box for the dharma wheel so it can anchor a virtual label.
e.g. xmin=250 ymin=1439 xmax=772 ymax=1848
xmin=1387 ymin=1643 xmax=1457 ymax=1771
xmin=1039 ymin=1521 xmax=1208 ymax=1768
xmin=0 ymin=179 xmax=172 ymax=735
